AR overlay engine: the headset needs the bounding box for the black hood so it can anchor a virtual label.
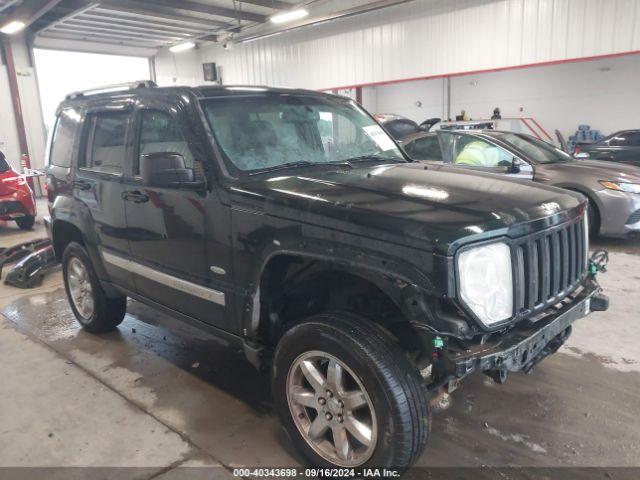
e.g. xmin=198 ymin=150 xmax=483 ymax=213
xmin=230 ymin=163 xmax=584 ymax=255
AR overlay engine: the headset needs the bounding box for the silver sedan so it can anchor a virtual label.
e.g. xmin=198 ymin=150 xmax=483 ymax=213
xmin=401 ymin=130 xmax=640 ymax=237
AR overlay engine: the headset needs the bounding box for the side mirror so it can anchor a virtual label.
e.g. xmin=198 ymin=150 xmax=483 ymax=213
xmin=139 ymin=152 xmax=202 ymax=189
xmin=510 ymin=157 xmax=533 ymax=175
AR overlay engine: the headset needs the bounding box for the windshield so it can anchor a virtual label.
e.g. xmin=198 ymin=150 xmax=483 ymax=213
xmin=498 ymin=133 xmax=573 ymax=164
xmin=0 ymin=152 xmax=10 ymax=173
xmin=201 ymin=93 xmax=404 ymax=173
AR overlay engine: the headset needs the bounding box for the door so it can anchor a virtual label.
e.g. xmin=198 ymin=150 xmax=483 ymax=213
xmin=586 ymin=131 xmax=640 ymax=166
xmin=75 ymin=107 xmax=135 ymax=290
xmin=438 ymin=131 xmax=534 ymax=180
xmin=122 ymin=107 xmax=232 ymax=330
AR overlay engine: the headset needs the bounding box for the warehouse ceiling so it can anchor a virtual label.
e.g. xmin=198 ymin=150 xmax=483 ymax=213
xmin=0 ymin=0 xmax=299 ymax=53
xmin=0 ymin=0 xmax=414 ymax=55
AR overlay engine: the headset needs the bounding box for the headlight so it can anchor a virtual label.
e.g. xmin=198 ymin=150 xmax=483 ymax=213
xmin=599 ymin=181 xmax=640 ymax=194
xmin=458 ymin=242 xmax=513 ymax=326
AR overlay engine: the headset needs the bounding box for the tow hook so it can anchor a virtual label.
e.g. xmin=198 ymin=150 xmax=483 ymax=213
xmin=485 ymin=369 xmax=508 ymax=385
xmin=589 ymin=249 xmax=608 ymax=276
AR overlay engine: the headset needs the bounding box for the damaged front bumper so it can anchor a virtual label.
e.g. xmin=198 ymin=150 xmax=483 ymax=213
xmin=443 ymin=278 xmax=607 ymax=380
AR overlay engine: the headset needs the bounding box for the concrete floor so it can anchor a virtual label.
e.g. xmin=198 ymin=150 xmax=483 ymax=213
xmin=1 ymin=200 xmax=639 ymax=476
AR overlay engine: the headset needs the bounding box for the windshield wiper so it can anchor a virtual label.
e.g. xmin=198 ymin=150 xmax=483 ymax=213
xmin=341 ymin=154 xmax=408 ymax=163
xmin=249 ymin=161 xmax=316 ymax=176
xmin=248 ymin=155 xmax=407 ymax=176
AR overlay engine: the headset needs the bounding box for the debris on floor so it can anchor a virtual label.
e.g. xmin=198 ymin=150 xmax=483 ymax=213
xmin=0 ymin=238 xmax=59 ymax=288
xmin=0 ymin=239 xmax=51 ymax=275
xmin=4 ymin=244 xmax=58 ymax=289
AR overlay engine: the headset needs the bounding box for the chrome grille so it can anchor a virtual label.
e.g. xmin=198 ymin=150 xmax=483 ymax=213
xmin=513 ymin=215 xmax=587 ymax=316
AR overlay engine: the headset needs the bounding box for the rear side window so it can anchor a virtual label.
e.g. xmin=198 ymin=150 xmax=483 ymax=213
xmin=49 ymin=108 xmax=81 ymax=168
xmin=83 ymin=112 xmax=130 ymax=174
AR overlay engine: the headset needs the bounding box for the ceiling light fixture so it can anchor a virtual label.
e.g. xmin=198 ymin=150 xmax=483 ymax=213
xmin=170 ymin=41 xmax=195 ymax=53
xmin=0 ymin=20 xmax=26 ymax=35
xmin=270 ymin=9 xmax=309 ymax=24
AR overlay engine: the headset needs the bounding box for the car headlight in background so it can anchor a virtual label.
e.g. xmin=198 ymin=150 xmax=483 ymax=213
xmin=458 ymin=242 xmax=513 ymax=326
xmin=599 ymin=181 xmax=640 ymax=194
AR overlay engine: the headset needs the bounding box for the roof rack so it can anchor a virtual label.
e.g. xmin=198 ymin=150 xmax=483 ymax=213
xmin=65 ymin=80 xmax=157 ymax=100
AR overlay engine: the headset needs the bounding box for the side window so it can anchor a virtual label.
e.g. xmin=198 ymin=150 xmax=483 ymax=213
xmin=453 ymin=135 xmax=513 ymax=167
xmin=628 ymin=132 xmax=640 ymax=147
xmin=608 ymin=133 xmax=638 ymax=147
xmin=49 ymin=108 xmax=81 ymax=168
xmin=411 ymin=136 xmax=443 ymax=161
xmin=138 ymin=110 xmax=194 ymax=171
xmin=84 ymin=112 xmax=129 ymax=174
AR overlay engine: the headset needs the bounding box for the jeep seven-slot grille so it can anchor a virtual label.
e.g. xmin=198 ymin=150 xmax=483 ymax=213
xmin=513 ymin=216 xmax=587 ymax=315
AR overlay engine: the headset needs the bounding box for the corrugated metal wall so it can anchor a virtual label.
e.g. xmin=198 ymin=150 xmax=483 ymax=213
xmin=156 ymin=0 xmax=640 ymax=90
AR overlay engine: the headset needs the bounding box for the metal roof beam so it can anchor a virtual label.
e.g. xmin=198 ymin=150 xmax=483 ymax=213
xmin=101 ymin=0 xmax=266 ymax=24
xmin=63 ymin=18 xmax=196 ymax=37
xmin=0 ymin=0 xmax=21 ymax=15
xmin=30 ymin=0 xmax=94 ymax=33
xmin=1 ymin=0 xmax=64 ymax=30
xmin=39 ymin=30 xmax=161 ymax=46
xmin=78 ymin=12 xmax=210 ymax=33
xmin=51 ymin=23 xmax=182 ymax=41
xmin=237 ymin=0 xmax=291 ymax=10
xmin=92 ymin=3 xmax=231 ymax=28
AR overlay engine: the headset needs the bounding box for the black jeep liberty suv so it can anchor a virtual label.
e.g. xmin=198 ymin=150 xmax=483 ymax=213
xmin=45 ymin=82 xmax=608 ymax=469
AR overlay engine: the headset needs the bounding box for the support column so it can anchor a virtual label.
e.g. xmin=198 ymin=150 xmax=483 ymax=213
xmin=1 ymin=36 xmax=31 ymax=170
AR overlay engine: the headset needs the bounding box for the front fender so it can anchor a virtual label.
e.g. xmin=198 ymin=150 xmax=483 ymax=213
xmin=238 ymin=222 xmax=456 ymax=339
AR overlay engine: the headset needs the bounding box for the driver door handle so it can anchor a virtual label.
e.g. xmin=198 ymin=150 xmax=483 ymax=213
xmin=122 ymin=190 xmax=149 ymax=204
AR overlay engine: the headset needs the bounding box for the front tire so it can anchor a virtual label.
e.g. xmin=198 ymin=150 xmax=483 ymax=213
xmin=273 ymin=312 xmax=430 ymax=469
xmin=15 ymin=215 xmax=35 ymax=230
xmin=62 ymin=242 xmax=126 ymax=333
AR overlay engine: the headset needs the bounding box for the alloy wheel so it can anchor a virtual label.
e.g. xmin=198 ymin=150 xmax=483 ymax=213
xmin=67 ymin=257 xmax=95 ymax=320
xmin=286 ymin=350 xmax=377 ymax=466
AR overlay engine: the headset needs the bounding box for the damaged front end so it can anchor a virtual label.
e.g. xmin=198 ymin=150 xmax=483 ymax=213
xmin=420 ymin=248 xmax=609 ymax=408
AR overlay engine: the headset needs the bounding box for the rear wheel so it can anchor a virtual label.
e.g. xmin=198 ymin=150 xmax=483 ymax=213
xmin=62 ymin=242 xmax=126 ymax=333
xmin=273 ymin=312 xmax=430 ymax=469
xmin=15 ymin=215 xmax=35 ymax=230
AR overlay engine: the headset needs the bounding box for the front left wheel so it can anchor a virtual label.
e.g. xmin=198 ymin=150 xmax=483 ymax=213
xmin=15 ymin=215 xmax=35 ymax=230
xmin=272 ymin=312 xmax=430 ymax=469
xmin=62 ymin=242 xmax=127 ymax=333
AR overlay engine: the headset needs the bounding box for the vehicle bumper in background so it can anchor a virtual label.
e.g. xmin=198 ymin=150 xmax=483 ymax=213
xmin=594 ymin=188 xmax=640 ymax=236
xmin=44 ymin=216 xmax=52 ymax=240
xmin=444 ymin=278 xmax=607 ymax=379
xmin=0 ymin=199 xmax=31 ymax=219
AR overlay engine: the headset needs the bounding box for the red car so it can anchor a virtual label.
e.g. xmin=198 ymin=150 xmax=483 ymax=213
xmin=0 ymin=151 xmax=36 ymax=230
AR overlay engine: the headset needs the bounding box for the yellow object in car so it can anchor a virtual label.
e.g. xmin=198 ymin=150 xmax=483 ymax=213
xmin=455 ymin=140 xmax=501 ymax=167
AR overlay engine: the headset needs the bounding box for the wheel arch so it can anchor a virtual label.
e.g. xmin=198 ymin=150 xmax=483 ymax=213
xmin=51 ymin=219 xmax=86 ymax=261
xmin=249 ymin=250 xmax=440 ymax=356
xmin=554 ymin=184 xmax=601 ymax=234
